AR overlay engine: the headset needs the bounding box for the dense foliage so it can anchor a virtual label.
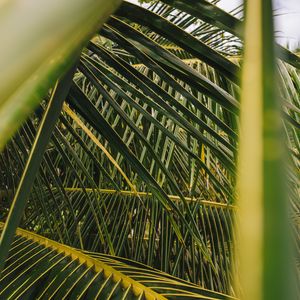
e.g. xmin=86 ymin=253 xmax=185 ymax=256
xmin=0 ymin=0 xmax=299 ymax=299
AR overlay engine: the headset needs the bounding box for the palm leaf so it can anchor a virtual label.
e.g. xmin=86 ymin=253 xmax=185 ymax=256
xmin=0 ymin=223 xmax=234 ymax=300
xmin=0 ymin=0 xmax=122 ymax=149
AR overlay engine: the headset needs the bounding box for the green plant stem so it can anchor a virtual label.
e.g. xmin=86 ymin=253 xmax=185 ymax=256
xmin=0 ymin=65 xmax=76 ymax=274
xmin=0 ymin=0 xmax=122 ymax=150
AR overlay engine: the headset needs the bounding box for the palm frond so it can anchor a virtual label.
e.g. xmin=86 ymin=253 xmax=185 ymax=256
xmin=0 ymin=223 xmax=234 ymax=300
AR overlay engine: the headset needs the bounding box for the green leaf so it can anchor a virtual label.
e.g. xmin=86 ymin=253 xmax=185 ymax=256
xmin=0 ymin=223 xmax=234 ymax=300
xmin=0 ymin=0 xmax=122 ymax=150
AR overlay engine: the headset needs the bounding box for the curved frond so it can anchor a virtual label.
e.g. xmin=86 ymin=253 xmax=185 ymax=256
xmin=0 ymin=223 xmax=233 ymax=300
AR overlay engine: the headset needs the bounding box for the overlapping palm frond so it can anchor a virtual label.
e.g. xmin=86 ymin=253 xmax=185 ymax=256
xmin=0 ymin=223 xmax=235 ymax=300
xmin=0 ymin=0 xmax=299 ymax=298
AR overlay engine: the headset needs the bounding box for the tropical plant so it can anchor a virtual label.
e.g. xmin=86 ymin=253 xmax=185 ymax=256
xmin=0 ymin=0 xmax=299 ymax=299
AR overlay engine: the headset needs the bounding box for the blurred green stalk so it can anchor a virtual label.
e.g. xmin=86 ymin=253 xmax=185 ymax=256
xmin=236 ymin=0 xmax=294 ymax=299
xmin=0 ymin=0 xmax=122 ymax=150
